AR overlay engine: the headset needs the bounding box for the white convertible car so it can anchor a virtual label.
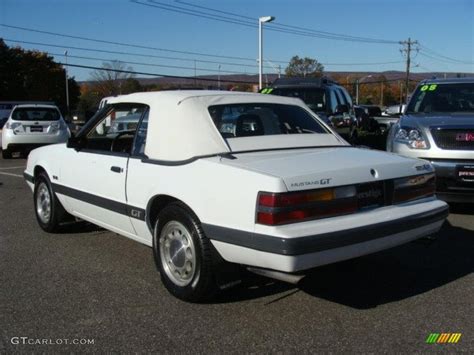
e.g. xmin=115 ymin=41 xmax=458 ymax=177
xmin=24 ymin=91 xmax=448 ymax=301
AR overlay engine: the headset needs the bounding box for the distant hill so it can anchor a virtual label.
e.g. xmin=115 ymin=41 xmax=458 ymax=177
xmin=79 ymin=71 xmax=473 ymax=89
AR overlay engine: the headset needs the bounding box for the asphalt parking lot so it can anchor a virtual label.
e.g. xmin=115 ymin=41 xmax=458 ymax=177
xmin=0 ymin=156 xmax=473 ymax=352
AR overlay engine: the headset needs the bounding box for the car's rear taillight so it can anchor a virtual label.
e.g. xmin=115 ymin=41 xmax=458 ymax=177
xmin=257 ymin=186 xmax=357 ymax=225
xmin=5 ymin=122 xmax=21 ymax=130
xmin=393 ymin=173 xmax=435 ymax=203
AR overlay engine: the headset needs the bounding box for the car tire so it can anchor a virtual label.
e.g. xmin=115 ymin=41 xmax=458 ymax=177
xmin=153 ymin=202 xmax=217 ymax=302
xmin=2 ymin=149 xmax=12 ymax=159
xmin=34 ymin=172 xmax=68 ymax=233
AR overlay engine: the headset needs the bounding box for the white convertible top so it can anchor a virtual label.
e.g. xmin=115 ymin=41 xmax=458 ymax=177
xmin=107 ymin=91 xmax=344 ymax=161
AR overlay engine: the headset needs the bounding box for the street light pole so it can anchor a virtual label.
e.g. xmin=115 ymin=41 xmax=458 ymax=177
xmin=218 ymin=64 xmax=221 ymax=90
xmin=64 ymin=50 xmax=70 ymax=116
xmin=258 ymin=16 xmax=275 ymax=90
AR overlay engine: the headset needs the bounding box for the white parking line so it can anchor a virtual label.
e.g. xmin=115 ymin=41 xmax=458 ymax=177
xmin=0 ymin=166 xmax=26 ymax=170
xmin=0 ymin=171 xmax=23 ymax=178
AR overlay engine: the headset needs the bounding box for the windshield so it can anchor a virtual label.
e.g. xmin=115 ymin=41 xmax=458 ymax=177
xmin=208 ymin=103 xmax=329 ymax=139
xmin=270 ymin=88 xmax=327 ymax=112
xmin=12 ymin=107 xmax=60 ymax=121
xmin=406 ymin=83 xmax=474 ymax=114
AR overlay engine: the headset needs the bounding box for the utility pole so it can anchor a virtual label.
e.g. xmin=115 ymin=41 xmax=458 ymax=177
xmin=64 ymin=50 xmax=69 ymax=117
xmin=380 ymin=81 xmax=384 ymax=106
xmin=400 ymin=38 xmax=418 ymax=103
xmin=399 ymin=81 xmax=403 ymax=106
xmin=355 ymin=79 xmax=359 ymax=105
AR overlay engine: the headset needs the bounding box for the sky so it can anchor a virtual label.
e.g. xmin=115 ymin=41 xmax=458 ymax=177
xmin=1 ymin=0 xmax=473 ymax=82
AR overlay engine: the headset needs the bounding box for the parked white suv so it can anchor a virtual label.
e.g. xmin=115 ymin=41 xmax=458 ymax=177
xmin=2 ymin=104 xmax=70 ymax=158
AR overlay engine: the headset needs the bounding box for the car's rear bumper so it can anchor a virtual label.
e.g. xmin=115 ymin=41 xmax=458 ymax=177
xmin=2 ymin=130 xmax=69 ymax=150
xmin=206 ymin=200 xmax=448 ymax=272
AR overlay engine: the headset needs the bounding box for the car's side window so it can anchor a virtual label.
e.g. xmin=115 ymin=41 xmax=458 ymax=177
xmin=82 ymin=103 xmax=148 ymax=154
xmin=329 ymin=89 xmax=340 ymax=113
xmin=340 ymin=87 xmax=353 ymax=107
xmin=334 ymin=89 xmax=347 ymax=107
xmin=131 ymin=109 xmax=149 ymax=157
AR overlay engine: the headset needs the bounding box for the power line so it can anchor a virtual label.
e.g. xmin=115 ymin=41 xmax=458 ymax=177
xmin=3 ymin=37 xmax=405 ymax=68
xmin=2 ymin=38 xmax=265 ymax=70
xmin=59 ymin=62 xmax=259 ymax=85
xmin=419 ymin=44 xmax=474 ymax=64
xmin=0 ymin=23 xmax=260 ymax=62
xmin=418 ymin=51 xmax=454 ymax=65
xmin=133 ymin=0 xmax=398 ymax=44
xmin=173 ymin=0 xmax=399 ymax=44
xmin=419 ymin=49 xmax=474 ymax=66
xmin=51 ymin=60 xmax=418 ymax=87
xmin=322 ymin=60 xmax=403 ymax=66
xmin=45 ymin=51 xmax=254 ymax=75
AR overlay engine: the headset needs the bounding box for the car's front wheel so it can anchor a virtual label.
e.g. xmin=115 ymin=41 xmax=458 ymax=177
xmin=34 ymin=172 xmax=68 ymax=232
xmin=153 ymin=203 xmax=217 ymax=302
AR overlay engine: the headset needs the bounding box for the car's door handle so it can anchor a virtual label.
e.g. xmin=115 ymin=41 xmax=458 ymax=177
xmin=110 ymin=166 xmax=123 ymax=173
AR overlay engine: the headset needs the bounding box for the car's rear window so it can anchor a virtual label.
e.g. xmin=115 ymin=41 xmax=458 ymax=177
xmin=271 ymin=88 xmax=327 ymax=112
xmin=12 ymin=107 xmax=60 ymax=121
xmin=208 ymin=103 xmax=328 ymax=139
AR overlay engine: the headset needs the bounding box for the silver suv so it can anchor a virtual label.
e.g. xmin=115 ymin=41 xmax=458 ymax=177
xmin=387 ymin=78 xmax=474 ymax=203
xmin=1 ymin=104 xmax=70 ymax=159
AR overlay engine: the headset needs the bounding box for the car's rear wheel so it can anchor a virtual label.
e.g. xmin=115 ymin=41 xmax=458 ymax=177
xmin=153 ymin=203 xmax=217 ymax=302
xmin=34 ymin=172 xmax=68 ymax=232
xmin=2 ymin=149 xmax=12 ymax=159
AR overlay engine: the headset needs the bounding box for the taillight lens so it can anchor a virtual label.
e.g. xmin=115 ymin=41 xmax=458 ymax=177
xmin=256 ymin=173 xmax=436 ymax=226
xmin=5 ymin=122 xmax=21 ymax=130
xmin=257 ymin=186 xmax=357 ymax=225
xmin=393 ymin=173 xmax=435 ymax=203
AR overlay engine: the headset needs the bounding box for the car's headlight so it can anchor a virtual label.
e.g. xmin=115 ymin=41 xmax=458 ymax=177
xmin=394 ymin=126 xmax=429 ymax=149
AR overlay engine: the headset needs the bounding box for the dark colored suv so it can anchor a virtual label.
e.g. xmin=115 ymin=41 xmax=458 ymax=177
xmin=260 ymin=77 xmax=358 ymax=141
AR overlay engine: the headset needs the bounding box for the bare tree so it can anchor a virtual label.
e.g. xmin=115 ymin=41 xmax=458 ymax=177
xmin=90 ymin=60 xmax=135 ymax=97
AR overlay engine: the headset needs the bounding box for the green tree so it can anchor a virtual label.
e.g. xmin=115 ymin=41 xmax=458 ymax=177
xmin=76 ymin=84 xmax=101 ymax=121
xmin=0 ymin=39 xmax=80 ymax=114
xmin=285 ymin=55 xmax=324 ymax=77
xmin=121 ymin=78 xmax=143 ymax=94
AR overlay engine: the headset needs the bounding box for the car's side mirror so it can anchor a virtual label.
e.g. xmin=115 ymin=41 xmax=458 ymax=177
xmin=67 ymin=136 xmax=84 ymax=151
xmin=335 ymin=104 xmax=349 ymax=115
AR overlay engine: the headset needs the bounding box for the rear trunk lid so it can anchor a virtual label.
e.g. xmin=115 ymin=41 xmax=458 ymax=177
xmin=221 ymin=147 xmax=428 ymax=191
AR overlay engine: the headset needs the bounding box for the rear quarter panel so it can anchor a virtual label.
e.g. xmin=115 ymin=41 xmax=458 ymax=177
xmin=126 ymin=157 xmax=286 ymax=243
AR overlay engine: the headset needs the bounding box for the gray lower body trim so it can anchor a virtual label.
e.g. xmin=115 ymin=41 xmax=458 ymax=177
xmin=52 ymin=183 xmax=146 ymax=221
xmin=23 ymin=172 xmax=34 ymax=183
xmin=202 ymin=205 xmax=449 ymax=256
